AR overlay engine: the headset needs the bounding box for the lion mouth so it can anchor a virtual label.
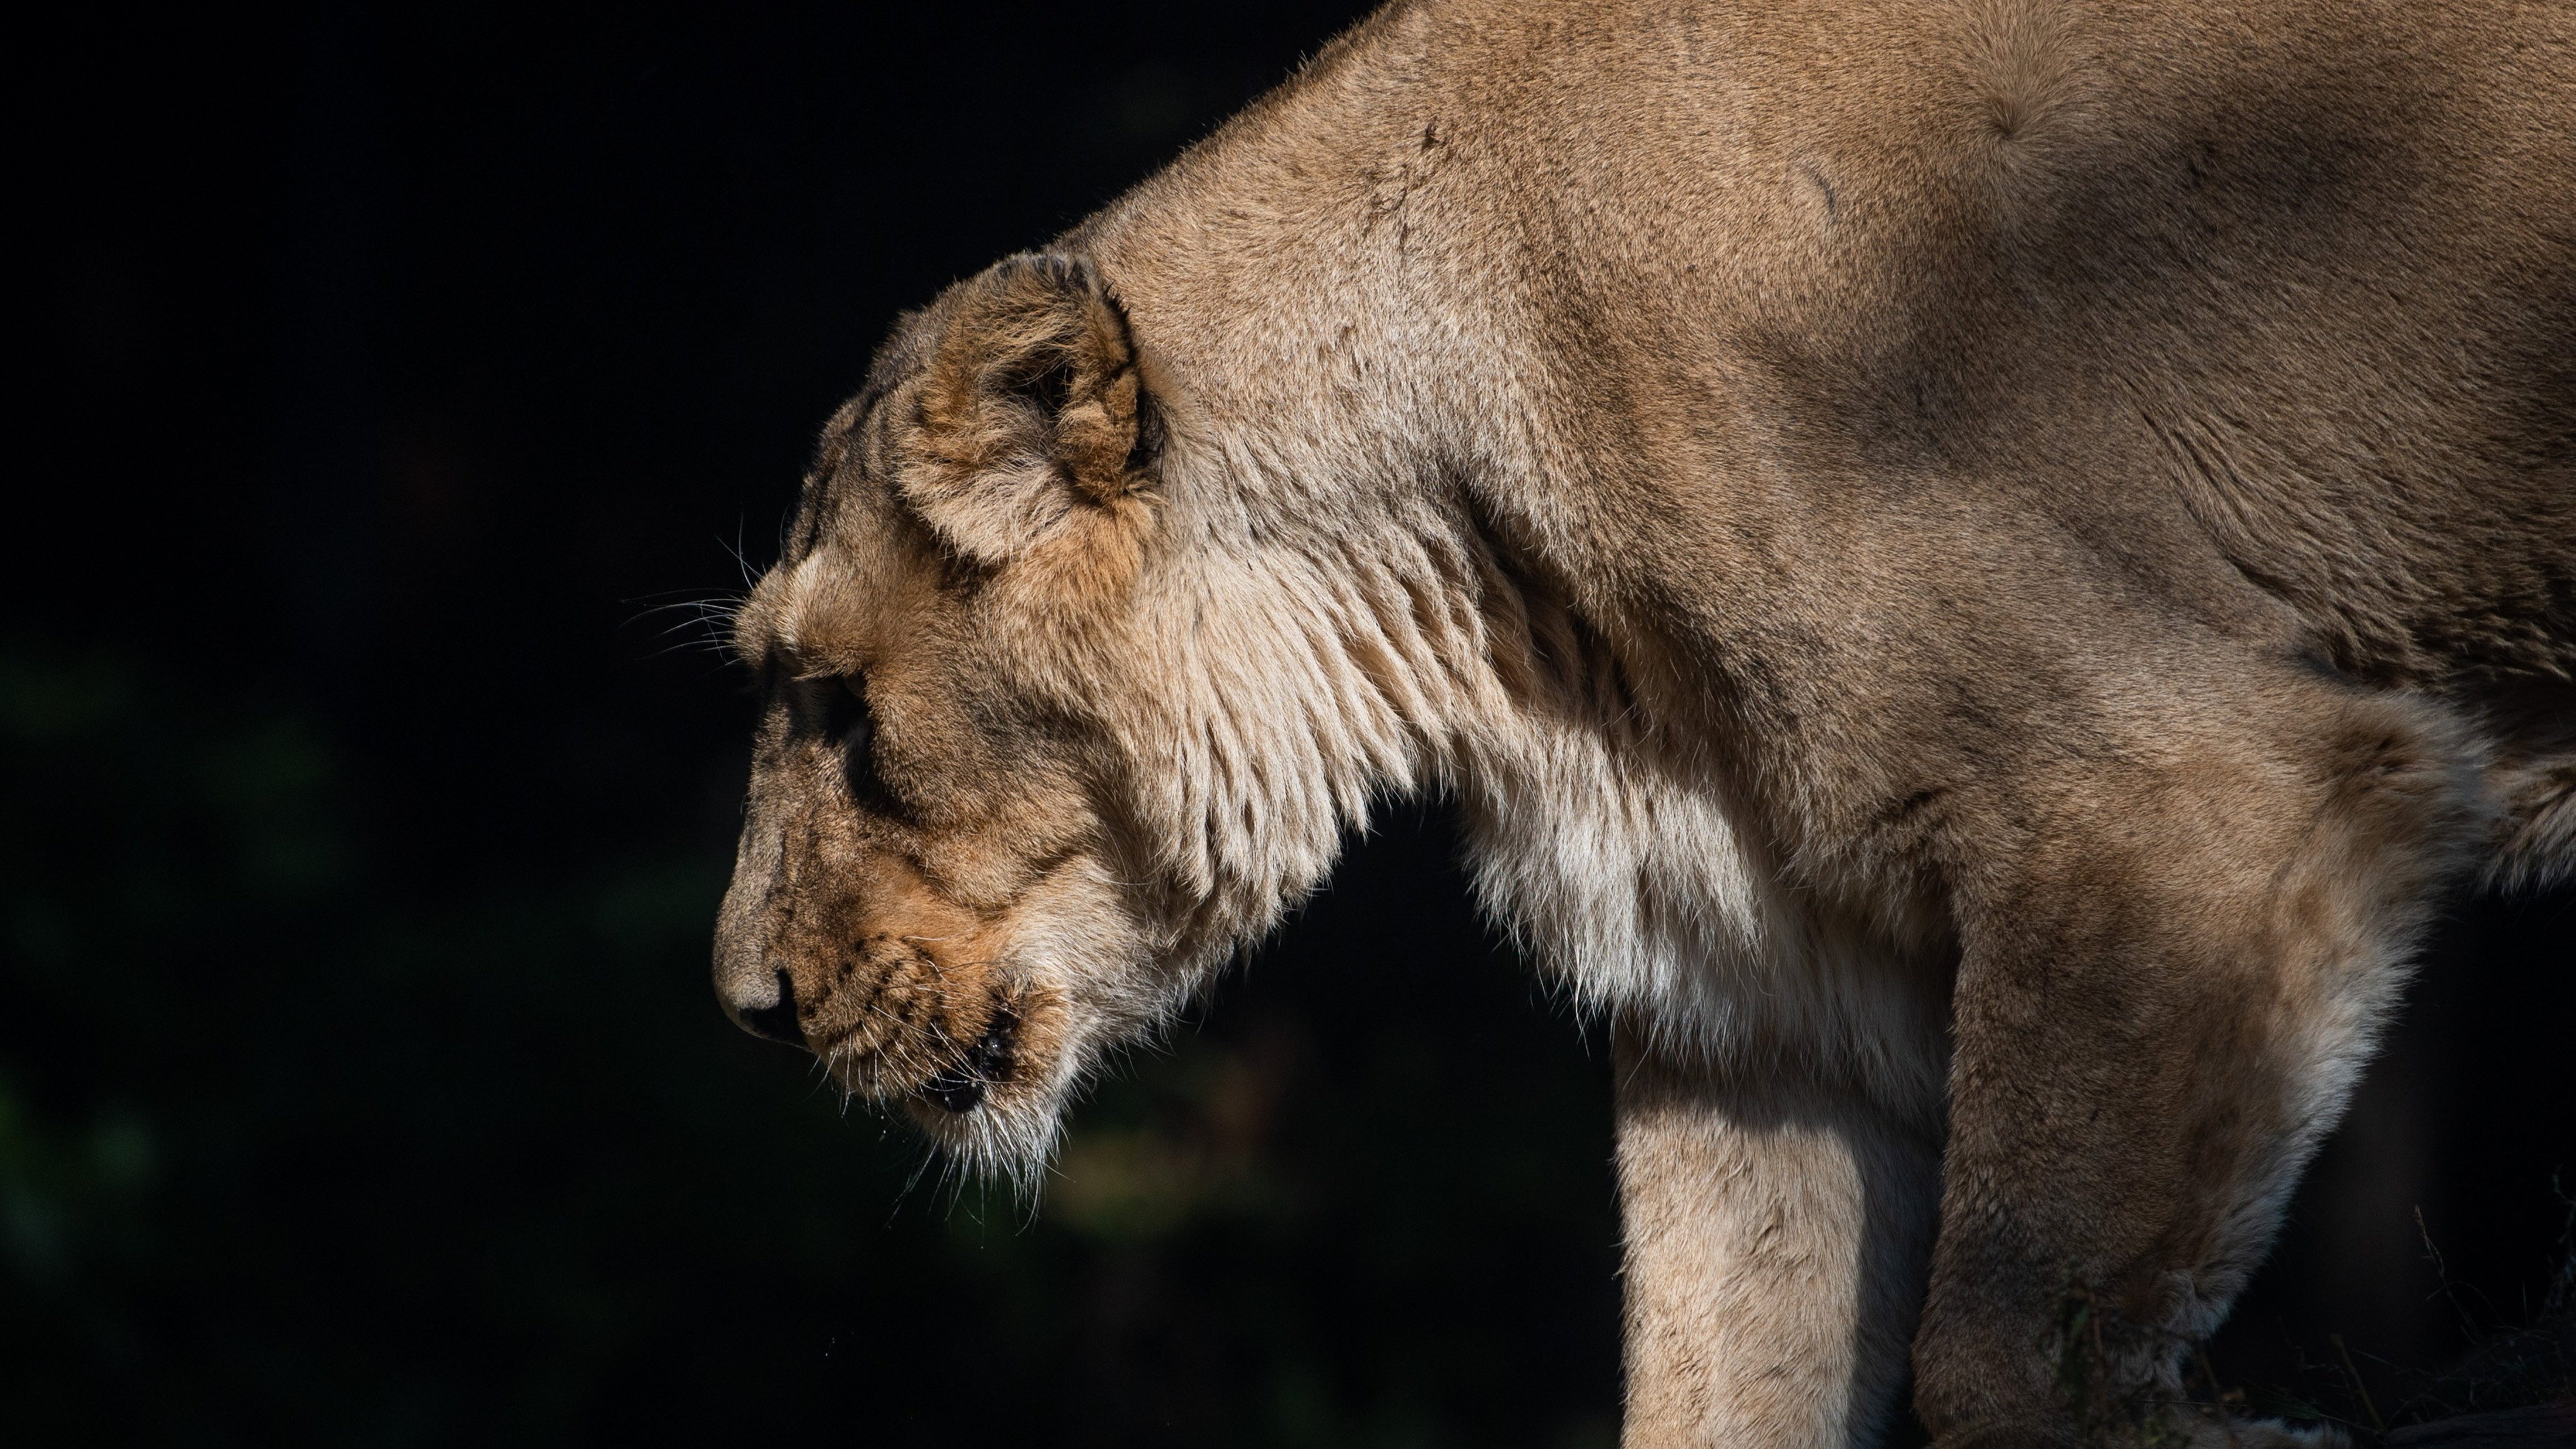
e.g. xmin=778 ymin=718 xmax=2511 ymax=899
xmin=919 ymin=1008 xmax=1019 ymax=1115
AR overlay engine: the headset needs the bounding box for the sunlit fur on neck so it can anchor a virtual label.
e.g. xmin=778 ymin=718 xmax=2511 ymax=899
xmin=1093 ymin=447 xmax=1952 ymax=1121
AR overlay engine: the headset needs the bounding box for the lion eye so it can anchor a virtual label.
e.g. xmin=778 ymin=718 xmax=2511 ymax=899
xmin=804 ymin=676 xmax=899 ymax=815
xmin=789 ymin=676 xmax=874 ymax=762
xmin=817 ymin=676 xmax=869 ymax=752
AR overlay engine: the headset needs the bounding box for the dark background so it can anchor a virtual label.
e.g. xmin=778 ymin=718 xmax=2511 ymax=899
xmin=7 ymin=4 xmax=2568 ymax=1445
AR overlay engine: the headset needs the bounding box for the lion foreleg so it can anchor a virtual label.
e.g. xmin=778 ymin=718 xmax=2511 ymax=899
xmin=1615 ymin=1024 xmax=1944 ymax=1449
xmin=1910 ymin=698 xmax=2485 ymax=1448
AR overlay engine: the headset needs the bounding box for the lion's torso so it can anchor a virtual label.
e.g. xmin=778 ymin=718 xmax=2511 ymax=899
xmin=1082 ymin=0 xmax=2575 ymax=1018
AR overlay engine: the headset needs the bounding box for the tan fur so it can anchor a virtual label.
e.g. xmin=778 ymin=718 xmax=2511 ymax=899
xmin=1615 ymin=1026 xmax=1946 ymax=1448
xmin=712 ymin=1 xmax=2574 ymax=1442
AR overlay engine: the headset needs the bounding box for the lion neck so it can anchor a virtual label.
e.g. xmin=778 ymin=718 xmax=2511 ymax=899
xmin=1059 ymin=45 xmax=1947 ymax=1080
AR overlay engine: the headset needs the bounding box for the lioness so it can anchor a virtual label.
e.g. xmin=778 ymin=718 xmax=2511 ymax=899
xmin=710 ymin=0 xmax=2574 ymax=1443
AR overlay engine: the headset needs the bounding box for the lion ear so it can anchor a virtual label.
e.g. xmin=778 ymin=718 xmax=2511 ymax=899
xmin=897 ymin=253 xmax=1154 ymax=564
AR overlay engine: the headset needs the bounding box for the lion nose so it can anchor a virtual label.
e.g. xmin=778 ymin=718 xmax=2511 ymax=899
xmin=726 ymin=968 xmax=808 ymax=1049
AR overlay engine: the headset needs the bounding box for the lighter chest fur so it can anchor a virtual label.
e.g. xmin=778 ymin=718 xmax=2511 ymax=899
xmin=1114 ymin=474 xmax=1956 ymax=1113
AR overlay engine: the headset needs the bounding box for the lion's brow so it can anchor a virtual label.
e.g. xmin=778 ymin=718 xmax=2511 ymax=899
xmin=736 ymin=621 xmax=795 ymax=684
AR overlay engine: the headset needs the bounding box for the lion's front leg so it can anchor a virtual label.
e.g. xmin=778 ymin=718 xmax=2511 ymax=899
xmin=1616 ymin=1025 xmax=1944 ymax=1449
xmin=1910 ymin=698 xmax=2484 ymax=1448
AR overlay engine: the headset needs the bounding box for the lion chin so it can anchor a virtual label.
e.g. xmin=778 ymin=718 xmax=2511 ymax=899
xmin=892 ymin=1080 xmax=1068 ymax=1190
xmin=868 ymin=998 xmax=1082 ymax=1184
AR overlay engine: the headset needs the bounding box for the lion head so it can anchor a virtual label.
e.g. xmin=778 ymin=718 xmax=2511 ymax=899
xmin=711 ymin=250 xmax=1468 ymax=1181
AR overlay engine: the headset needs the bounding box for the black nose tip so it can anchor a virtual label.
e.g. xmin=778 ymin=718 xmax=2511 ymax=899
xmin=738 ymin=969 xmax=806 ymax=1048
